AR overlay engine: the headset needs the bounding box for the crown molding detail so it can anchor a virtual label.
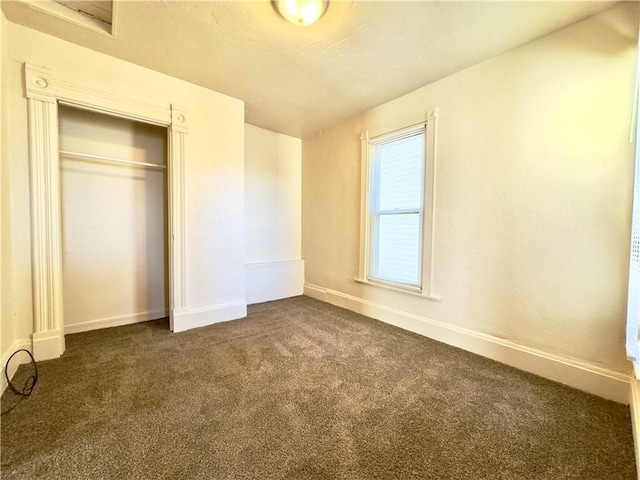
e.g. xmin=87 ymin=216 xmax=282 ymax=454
xmin=171 ymin=104 xmax=188 ymax=134
xmin=25 ymin=64 xmax=55 ymax=103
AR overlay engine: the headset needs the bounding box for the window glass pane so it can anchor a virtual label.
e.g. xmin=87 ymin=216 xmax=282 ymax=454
xmin=371 ymin=213 xmax=422 ymax=287
xmin=374 ymin=133 xmax=424 ymax=212
xmin=362 ymin=118 xmax=434 ymax=293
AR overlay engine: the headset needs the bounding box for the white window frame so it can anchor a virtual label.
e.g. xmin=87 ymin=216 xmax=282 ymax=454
xmin=356 ymin=109 xmax=438 ymax=299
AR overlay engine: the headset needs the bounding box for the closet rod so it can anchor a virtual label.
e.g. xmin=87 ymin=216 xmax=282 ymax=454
xmin=59 ymin=150 xmax=167 ymax=170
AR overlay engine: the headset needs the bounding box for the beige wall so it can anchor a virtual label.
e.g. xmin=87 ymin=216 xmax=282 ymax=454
xmin=303 ymin=3 xmax=637 ymax=374
xmin=1 ymin=8 xmax=18 ymax=382
xmin=3 ymin=21 xmax=245 ymax=356
xmin=244 ymin=124 xmax=303 ymax=304
xmin=245 ymin=124 xmax=301 ymax=264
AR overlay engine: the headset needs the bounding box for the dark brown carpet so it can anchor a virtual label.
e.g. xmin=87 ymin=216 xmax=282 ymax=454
xmin=1 ymin=296 xmax=636 ymax=479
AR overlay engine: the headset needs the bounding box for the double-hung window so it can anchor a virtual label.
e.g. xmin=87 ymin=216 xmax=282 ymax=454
xmin=358 ymin=110 xmax=437 ymax=295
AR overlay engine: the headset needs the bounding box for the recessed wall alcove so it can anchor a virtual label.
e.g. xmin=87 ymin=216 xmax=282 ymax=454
xmin=24 ymin=62 xmax=187 ymax=360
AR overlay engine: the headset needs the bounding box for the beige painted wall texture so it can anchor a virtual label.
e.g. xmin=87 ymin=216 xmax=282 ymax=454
xmin=3 ymin=22 xmax=245 ymax=351
xmin=1 ymin=9 xmax=16 ymax=363
xmin=302 ymin=3 xmax=637 ymax=374
xmin=245 ymin=124 xmax=302 ymax=264
xmin=244 ymin=124 xmax=304 ymax=304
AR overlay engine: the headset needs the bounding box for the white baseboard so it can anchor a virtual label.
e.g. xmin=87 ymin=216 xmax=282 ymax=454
xmin=304 ymin=283 xmax=632 ymax=404
xmin=172 ymin=301 xmax=247 ymax=333
xmin=245 ymin=260 xmax=304 ymax=305
xmin=32 ymin=329 xmax=65 ymax=362
xmin=64 ymin=308 xmax=169 ymax=335
xmin=630 ymin=380 xmax=640 ymax=480
xmin=1 ymin=339 xmax=34 ymax=394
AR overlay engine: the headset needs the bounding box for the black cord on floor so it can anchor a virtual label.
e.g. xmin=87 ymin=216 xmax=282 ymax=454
xmin=1 ymin=349 xmax=38 ymax=416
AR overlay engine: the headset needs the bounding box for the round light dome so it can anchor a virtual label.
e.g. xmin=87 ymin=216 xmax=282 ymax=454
xmin=274 ymin=0 xmax=329 ymax=26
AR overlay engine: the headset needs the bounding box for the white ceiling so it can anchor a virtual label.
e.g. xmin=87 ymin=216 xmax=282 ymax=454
xmin=2 ymin=0 xmax=620 ymax=138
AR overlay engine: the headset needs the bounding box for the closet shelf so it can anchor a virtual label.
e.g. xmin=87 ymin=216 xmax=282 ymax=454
xmin=59 ymin=150 xmax=166 ymax=170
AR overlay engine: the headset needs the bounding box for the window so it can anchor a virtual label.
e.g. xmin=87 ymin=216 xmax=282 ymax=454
xmin=358 ymin=110 xmax=437 ymax=295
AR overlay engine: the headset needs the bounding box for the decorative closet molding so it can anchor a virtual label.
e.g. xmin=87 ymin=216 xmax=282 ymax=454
xmin=24 ymin=62 xmax=188 ymax=360
xmin=56 ymin=78 xmax=171 ymax=125
xmin=25 ymin=64 xmax=65 ymax=360
xmin=169 ymin=104 xmax=188 ymax=328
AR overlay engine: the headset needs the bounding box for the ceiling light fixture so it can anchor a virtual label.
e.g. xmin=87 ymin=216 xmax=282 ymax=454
xmin=274 ymin=0 xmax=328 ymax=26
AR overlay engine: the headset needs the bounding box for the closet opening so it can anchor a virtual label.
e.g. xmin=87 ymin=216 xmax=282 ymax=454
xmin=58 ymin=104 xmax=170 ymax=334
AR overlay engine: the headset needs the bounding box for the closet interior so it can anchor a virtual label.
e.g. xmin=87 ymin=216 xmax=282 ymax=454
xmin=58 ymin=105 xmax=169 ymax=334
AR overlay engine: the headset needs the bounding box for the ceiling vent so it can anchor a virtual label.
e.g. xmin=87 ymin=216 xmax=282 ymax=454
xmin=53 ymin=1 xmax=112 ymax=25
xmin=21 ymin=0 xmax=115 ymax=36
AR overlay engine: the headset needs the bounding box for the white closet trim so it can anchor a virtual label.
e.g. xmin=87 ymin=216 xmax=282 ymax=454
xmin=24 ymin=62 xmax=187 ymax=361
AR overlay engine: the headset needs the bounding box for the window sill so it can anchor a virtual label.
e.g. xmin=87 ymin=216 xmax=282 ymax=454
xmin=354 ymin=277 xmax=441 ymax=301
